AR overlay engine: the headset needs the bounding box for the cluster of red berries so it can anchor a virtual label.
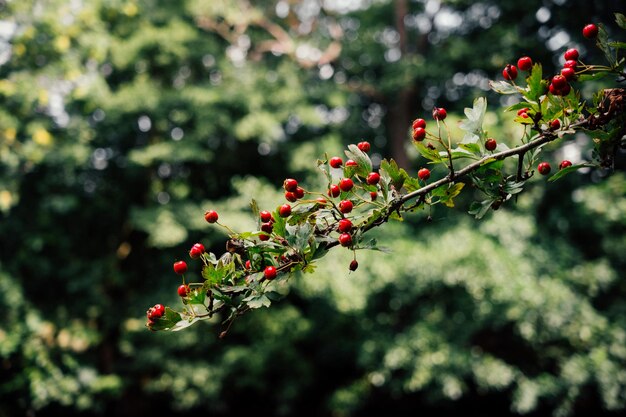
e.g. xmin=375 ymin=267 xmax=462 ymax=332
xmin=537 ymin=160 xmax=572 ymax=176
xmin=283 ymin=178 xmax=306 ymax=203
xmin=146 ymin=303 xmax=165 ymax=325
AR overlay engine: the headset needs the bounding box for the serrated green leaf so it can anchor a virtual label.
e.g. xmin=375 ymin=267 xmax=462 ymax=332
xmin=548 ymin=163 xmax=595 ymax=182
xmin=458 ymin=97 xmax=487 ymax=135
xmin=525 ymin=63 xmax=544 ymax=101
xmin=380 ymin=158 xmax=407 ymax=190
xmin=404 ymin=176 xmax=421 ymax=193
xmin=186 ymin=288 xmax=207 ymax=305
xmin=244 ymin=294 xmax=271 ymax=309
xmin=433 ymin=183 xmax=465 ymax=207
xmin=616 ymin=13 xmax=626 ymax=29
xmin=489 ymin=80 xmax=521 ymax=95
xmin=202 ymin=263 xmax=223 ymax=286
xmin=345 ymin=144 xmax=372 ymax=178
xmin=469 ymin=199 xmax=494 ymax=219
xmin=413 ymin=142 xmax=443 ymax=163
xmin=577 ymin=72 xmax=609 ymax=82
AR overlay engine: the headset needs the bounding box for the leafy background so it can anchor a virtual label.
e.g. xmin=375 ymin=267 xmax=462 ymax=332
xmin=0 ymin=1 xmax=624 ymax=416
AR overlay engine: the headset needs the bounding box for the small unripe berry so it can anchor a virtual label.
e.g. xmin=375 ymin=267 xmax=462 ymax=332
xmin=485 ymin=138 xmax=497 ymax=151
xmin=366 ymin=172 xmax=380 ymax=185
xmin=517 ymin=56 xmax=532 ymax=71
xmin=177 ymin=284 xmax=190 ymax=297
xmin=502 ymin=64 xmax=518 ymax=80
xmin=338 ymin=200 xmax=353 ymax=213
xmin=329 ymin=157 xmax=343 ymax=168
xmin=338 ymin=218 xmax=353 ymax=233
xmin=538 ymin=162 xmax=552 ymax=175
xmin=283 ymin=178 xmax=298 ymax=192
xmin=173 ymin=260 xmax=187 ymax=275
xmin=357 ymin=141 xmax=371 ymax=153
xmin=345 ymin=159 xmax=358 ymax=167
xmin=264 ymin=266 xmax=277 ymax=280
xmin=412 ymin=118 xmax=426 ymax=129
xmin=559 ymin=160 xmax=573 ymax=170
xmin=260 ymin=210 xmax=272 ymax=223
xmin=349 ymin=260 xmax=358 ymax=271
xmin=550 ymin=119 xmax=561 ymax=130
xmin=432 ymin=107 xmax=447 ymax=120
xmin=412 ymin=127 xmax=426 ymax=141
xmin=285 ymin=191 xmax=297 ymax=202
xmin=328 ymin=184 xmax=341 ymax=198
xmin=561 ymin=67 xmax=576 ymax=81
xmin=564 ymin=48 xmax=579 ymax=61
xmin=338 ymin=233 xmax=352 ymax=247
xmin=279 ymin=204 xmax=291 ymax=217
xmin=189 ymin=243 xmax=205 ymax=259
xmin=204 ymin=210 xmax=219 ymax=223
xmin=339 ymin=178 xmax=354 ymax=192
xmin=583 ymin=23 xmax=598 ymax=39
xmin=418 ymin=168 xmax=430 ymax=181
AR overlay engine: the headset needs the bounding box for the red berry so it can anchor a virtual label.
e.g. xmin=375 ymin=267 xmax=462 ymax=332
xmin=153 ymin=304 xmax=164 ymax=317
xmin=261 ymin=222 xmax=273 ymax=234
xmin=259 ymin=233 xmax=270 ymax=241
xmin=417 ymin=168 xmax=430 ymax=181
xmin=285 ymin=191 xmax=297 ymax=202
xmin=412 ymin=127 xmax=426 ymax=141
xmin=328 ymin=184 xmax=341 ymax=198
xmin=583 ymin=23 xmax=598 ymax=39
xmin=173 ymin=260 xmax=187 ymax=275
xmin=329 ymin=157 xmax=343 ymax=168
xmin=245 ymin=260 xmax=251 ymax=269
xmin=339 ymin=178 xmax=354 ymax=192
xmin=412 ymin=118 xmax=426 ymax=129
xmin=357 ymin=141 xmax=371 ymax=153
xmin=432 ymin=107 xmax=447 ymax=121
xmin=559 ymin=160 xmax=572 ymax=170
xmin=366 ymin=172 xmax=380 ymax=185
xmin=502 ymin=64 xmax=518 ymax=80
xmin=294 ymin=187 xmax=305 ymax=199
xmin=559 ymin=83 xmax=571 ymax=96
xmin=177 ymin=284 xmax=190 ymax=297
xmin=338 ymin=200 xmax=353 ymax=214
xmin=549 ymin=83 xmax=558 ymax=95
xmin=283 ymin=178 xmax=298 ymax=192
xmin=260 ymin=210 xmax=272 ymax=223
xmin=264 ymin=266 xmax=277 ymax=280
xmin=485 ymin=138 xmax=497 ymax=151
xmin=538 ymin=162 xmax=552 ymax=175
xmin=517 ymin=56 xmax=532 ymax=71
xmin=563 ymin=59 xmax=578 ymax=69
xmin=204 ymin=210 xmax=219 ymax=223
xmin=316 ymin=197 xmax=328 ymax=205
xmin=551 ymin=74 xmax=567 ymax=90
xmin=561 ymin=67 xmax=576 ymax=81
xmin=338 ymin=233 xmax=352 ymax=247
xmin=550 ymin=119 xmax=561 ymax=130
xmin=517 ymin=108 xmax=529 ymax=116
xmin=349 ymin=260 xmax=358 ymax=271
xmin=370 ymin=191 xmax=377 ymax=201
xmin=564 ymin=48 xmax=579 ymax=61
xmin=279 ymin=204 xmax=291 ymax=217
xmin=345 ymin=159 xmax=358 ymax=167
xmin=189 ymin=243 xmax=205 ymax=259
xmin=521 ymin=112 xmax=529 ymax=118
xmin=338 ymin=218 xmax=353 ymax=233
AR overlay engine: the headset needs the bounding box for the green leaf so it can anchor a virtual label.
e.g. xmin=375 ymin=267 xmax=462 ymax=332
xmin=608 ymin=41 xmax=626 ymax=50
xmin=250 ymin=199 xmax=259 ymax=222
xmin=489 ymin=80 xmax=521 ymax=95
xmin=525 ymin=63 xmax=544 ymax=102
xmin=356 ymin=238 xmax=392 ymax=253
xmin=185 ymin=288 xmax=206 ymax=305
xmin=469 ymin=200 xmax=494 ymax=220
xmin=616 ymin=13 xmax=626 ymax=29
xmin=458 ymin=97 xmax=487 ymax=135
xmin=244 ymin=294 xmax=271 ymax=309
xmin=548 ymin=163 xmax=595 ymax=182
xmin=202 ymin=263 xmax=223 ymax=286
xmin=577 ymin=72 xmax=609 ymax=82
xmin=404 ymin=176 xmax=421 ymax=193
xmin=413 ymin=142 xmax=443 ymax=163
xmin=345 ymin=144 xmax=372 ymax=178
xmin=380 ymin=159 xmax=407 ymax=190
xmin=432 ymin=183 xmax=465 ymax=208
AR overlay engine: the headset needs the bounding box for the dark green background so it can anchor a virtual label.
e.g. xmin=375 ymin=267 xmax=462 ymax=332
xmin=1 ymin=1 xmax=625 ymax=416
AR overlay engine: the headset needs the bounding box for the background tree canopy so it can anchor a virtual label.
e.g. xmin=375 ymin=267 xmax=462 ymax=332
xmin=0 ymin=1 xmax=624 ymax=416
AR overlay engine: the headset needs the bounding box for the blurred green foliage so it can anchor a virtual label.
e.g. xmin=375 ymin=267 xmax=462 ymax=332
xmin=0 ymin=0 xmax=624 ymax=416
